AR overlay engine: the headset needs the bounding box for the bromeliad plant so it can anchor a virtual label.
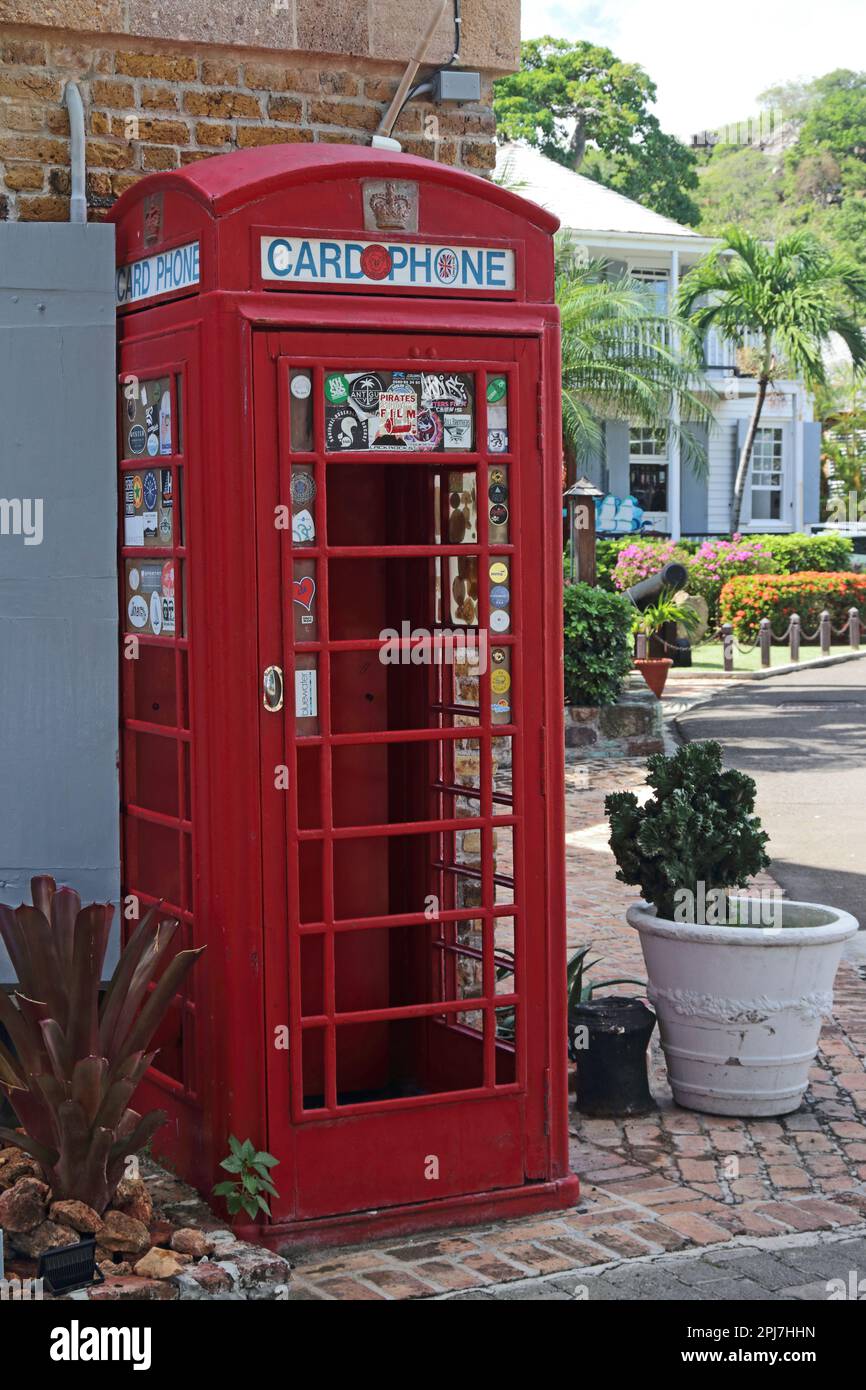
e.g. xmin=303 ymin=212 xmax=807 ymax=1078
xmin=0 ymin=876 xmax=203 ymax=1214
xmin=566 ymin=944 xmax=645 ymax=1059
xmin=605 ymin=741 xmax=770 ymax=923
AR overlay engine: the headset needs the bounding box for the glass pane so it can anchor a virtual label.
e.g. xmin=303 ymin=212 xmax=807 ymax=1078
xmin=122 ymin=374 xmax=173 ymax=459
xmin=124 ymin=558 xmax=178 ymax=636
xmin=290 ymin=466 xmax=317 ymax=546
xmin=486 ymin=372 xmax=509 ymax=454
xmin=323 ymin=369 xmax=474 ymax=452
xmin=289 ymin=369 xmax=313 ymax=451
xmin=292 ymin=559 xmax=318 ymax=641
xmin=488 ymin=465 xmax=510 ymax=543
xmin=294 ymin=655 xmax=319 ymax=734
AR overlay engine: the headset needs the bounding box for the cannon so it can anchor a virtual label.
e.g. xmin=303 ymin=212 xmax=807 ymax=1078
xmin=622 ymin=561 xmax=688 ymax=609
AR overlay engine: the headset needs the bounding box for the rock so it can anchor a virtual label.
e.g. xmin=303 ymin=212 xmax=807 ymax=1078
xmin=171 ymin=1227 xmax=213 ymax=1259
xmin=148 ymin=1219 xmax=177 ymax=1248
xmin=99 ymin=1260 xmax=132 ymax=1277
xmin=49 ymin=1199 xmax=103 ymax=1235
xmin=133 ymin=1246 xmax=190 ymax=1280
xmin=0 ymin=1176 xmax=50 ymax=1232
xmin=226 ymin=1246 xmax=291 ymax=1290
xmin=88 ymin=1276 xmax=178 ymax=1301
xmin=0 ymin=1148 xmax=41 ymax=1190
xmin=99 ymin=1209 xmax=151 ymax=1256
xmin=177 ymin=1261 xmax=234 ymax=1296
xmin=112 ymin=1176 xmax=153 ymax=1226
xmin=11 ymin=1220 xmax=77 ymax=1258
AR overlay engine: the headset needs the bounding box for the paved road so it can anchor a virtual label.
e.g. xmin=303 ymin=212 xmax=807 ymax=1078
xmin=675 ymin=658 xmax=866 ymax=929
xmin=443 ymin=1228 xmax=866 ymax=1300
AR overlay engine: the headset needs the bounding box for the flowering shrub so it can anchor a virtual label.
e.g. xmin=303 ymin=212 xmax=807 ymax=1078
xmin=719 ymin=571 xmax=866 ymax=640
xmin=611 ymin=540 xmax=692 ymax=591
xmin=686 ymin=536 xmax=778 ymax=617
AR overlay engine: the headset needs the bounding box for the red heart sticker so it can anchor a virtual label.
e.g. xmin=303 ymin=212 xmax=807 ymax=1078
xmin=293 ymin=576 xmax=316 ymax=612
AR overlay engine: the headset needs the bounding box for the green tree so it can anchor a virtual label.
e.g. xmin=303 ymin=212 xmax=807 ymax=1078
xmin=556 ymin=237 xmax=714 ymax=471
xmin=582 ymin=125 xmax=700 ymax=225
xmin=494 ymin=37 xmax=699 ymax=223
xmin=696 ymin=146 xmax=785 ymax=237
xmin=679 ymin=227 xmax=866 ymax=531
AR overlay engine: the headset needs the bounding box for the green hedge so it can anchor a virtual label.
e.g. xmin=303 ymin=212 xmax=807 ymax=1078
xmin=748 ymin=532 xmax=853 ymax=574
xmin=719 ymin=571 xmax=866 ymax=640
xmin=563 ymin=581 xmax=634 ymax=707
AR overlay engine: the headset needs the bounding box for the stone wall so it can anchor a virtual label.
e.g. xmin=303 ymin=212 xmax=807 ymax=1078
xmin=0 ymin=1 xmax=519 ymax=220
xmin=565 ymin=689 xmax=665 ymax=758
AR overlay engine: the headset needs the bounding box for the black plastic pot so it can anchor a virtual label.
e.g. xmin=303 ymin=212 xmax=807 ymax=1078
xmin=569 ymin=996 xmax=657 ymax=1117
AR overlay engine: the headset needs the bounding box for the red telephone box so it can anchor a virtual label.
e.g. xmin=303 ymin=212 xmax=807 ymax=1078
xmin=109 ymin=145 xmax=578 ymax=1247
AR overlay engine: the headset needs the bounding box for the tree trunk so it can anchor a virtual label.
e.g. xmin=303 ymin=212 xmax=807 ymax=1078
xmin=730 ymin=375 xmax=769 ymax=533
xmin=569 ymin=115 xmax=587 ymax=171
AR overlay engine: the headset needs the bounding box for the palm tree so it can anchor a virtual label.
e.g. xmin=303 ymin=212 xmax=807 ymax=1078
xmin=555 ymin=237 xmax=714 ymax=479
xmin=678 ymin=227 xmax=866 ymax=532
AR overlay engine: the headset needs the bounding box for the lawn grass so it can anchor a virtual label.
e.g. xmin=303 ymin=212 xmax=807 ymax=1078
xmin=670 ymin=642 xmax=836 ymax=674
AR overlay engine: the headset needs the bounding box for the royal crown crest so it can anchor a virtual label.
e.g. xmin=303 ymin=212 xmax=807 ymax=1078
xmin=369 ymin=181 xmax=413 ymax=230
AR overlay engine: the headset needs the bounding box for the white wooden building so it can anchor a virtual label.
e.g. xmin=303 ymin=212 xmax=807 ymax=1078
xmin=496 ymin=143 xmax=821 ymax=537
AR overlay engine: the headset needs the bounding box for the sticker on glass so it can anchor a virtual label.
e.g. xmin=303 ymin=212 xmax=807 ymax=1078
xmin=291 ymin=373 xmax=312 ymax=400
xmin=292 ymin=508 xmax=315 ymax=544
xmin=324 ymin=373 xmax=349 ymax=405
xmin=350 ymin=373 xmax=384 ymax=412
xmin=377 ymin=377 xmax=417 ymax=440
xmin=326 ymin=407 xmax=368 ymax=450
xmin=293 ymin=574 xmax=316 ymax=626
xmin=291 ymin=471 xmax=317 ymax=506
xmin=443 ymin=414 xmax=472 ymax=449
xmin=490 ymin=609 xmax=510 ymax=633
xmin=486 ymin=376 xmax=507 ymax=404
xmin=295 ymin=669 xmax=318 ymax=719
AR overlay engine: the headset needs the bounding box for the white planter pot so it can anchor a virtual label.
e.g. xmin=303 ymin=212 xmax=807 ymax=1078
xmin=627 ymin=899 xmax=859 ymax=1117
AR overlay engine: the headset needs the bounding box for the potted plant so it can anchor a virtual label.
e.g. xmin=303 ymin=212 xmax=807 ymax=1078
xmin=567 ymin=945 xmax=655 ymax=1117
xmin=605 ymin=741 xmax=858 ymax=1117
xmin=632 ymin=589 xmax=701 ymax=697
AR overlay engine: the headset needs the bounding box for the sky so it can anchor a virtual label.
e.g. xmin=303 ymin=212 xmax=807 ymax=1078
xmin=522 ymin=0 xmax=866 ymax=138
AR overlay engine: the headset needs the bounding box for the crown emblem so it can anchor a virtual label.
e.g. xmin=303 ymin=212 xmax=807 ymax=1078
xmin=369 ymin=181 xmax=413 ymax=230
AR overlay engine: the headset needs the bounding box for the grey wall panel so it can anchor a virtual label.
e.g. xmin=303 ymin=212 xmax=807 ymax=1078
xmin=0 ymin=223 xmax=119 ymax=980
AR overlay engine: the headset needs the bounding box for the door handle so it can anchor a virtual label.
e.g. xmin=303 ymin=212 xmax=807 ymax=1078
xmin=262 ymin=664 xmax=284 ymax=712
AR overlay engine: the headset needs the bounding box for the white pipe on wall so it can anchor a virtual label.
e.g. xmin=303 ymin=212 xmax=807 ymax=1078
xmin=64 ymin=81 xmax=87 ymax=224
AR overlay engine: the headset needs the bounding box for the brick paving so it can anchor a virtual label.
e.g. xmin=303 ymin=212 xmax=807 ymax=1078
xmin=287 ymin=725 xmax=866 ymax=1301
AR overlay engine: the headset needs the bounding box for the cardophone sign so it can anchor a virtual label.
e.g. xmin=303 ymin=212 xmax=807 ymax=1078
xmin=116 ymin=241 xmax=200 ymax=307
xmin=260 ymin=236 xmax=516 ymax=292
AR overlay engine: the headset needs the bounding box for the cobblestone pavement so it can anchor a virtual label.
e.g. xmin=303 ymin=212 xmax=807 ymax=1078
xmin=287 ymin=733 xmax=866 ymax=1302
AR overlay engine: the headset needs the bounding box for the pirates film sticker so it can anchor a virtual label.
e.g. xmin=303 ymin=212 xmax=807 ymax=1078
xmin=122 ymin=376 xmax=172 ymax=459
xmin=323 ymin=369 xmax=474 ymax=452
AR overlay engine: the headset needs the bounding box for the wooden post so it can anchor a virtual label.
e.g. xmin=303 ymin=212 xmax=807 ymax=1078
xmin=789 ymin=613 xmax=800 ymax=664
xmin=574 ymin=501 xmax=597 ymax=587
xmin=849 ymin=607 xmax=860 ymax=651
xmin=759 ymin=617 xmax=771 ymax=668
xmin=819 ymin=609 xmax=831 ymax=657
xmin=721 ymin=622 xmax=734 ymax=673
